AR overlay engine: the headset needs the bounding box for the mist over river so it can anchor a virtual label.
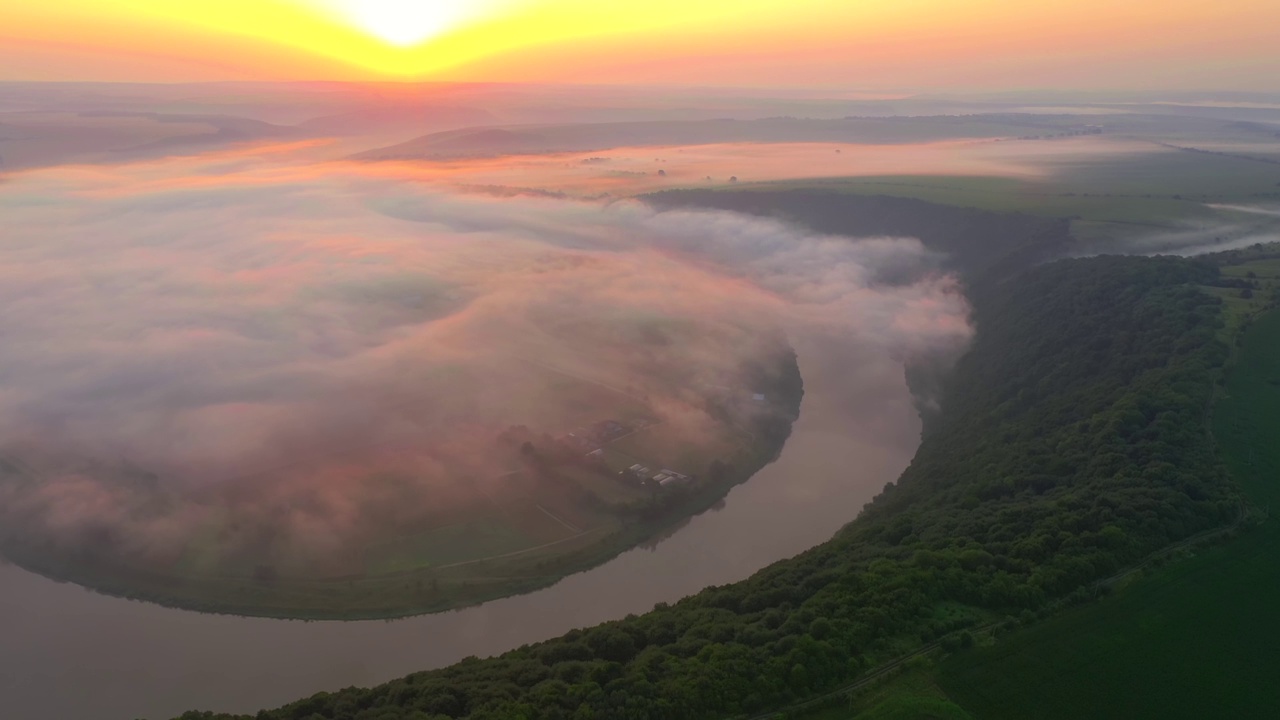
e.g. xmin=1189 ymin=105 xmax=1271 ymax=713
xmin=0 ymin=334 xmax=923 ymax=720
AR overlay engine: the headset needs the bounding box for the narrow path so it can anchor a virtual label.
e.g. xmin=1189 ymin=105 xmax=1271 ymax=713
xmin=435 ymin=527 xmax=603 ymax=571
xmin=740 ymin=626 xmax=996 ymax=720
xmin=1094 ymin=500 xmax=1247 ymax=591
xmin=536 ymin=504 xmax=581 ymax=533
xmin=606 ymin=420 xmax=663 ymax=445
xmin=518 ymin=357 xmax=649 ymax=402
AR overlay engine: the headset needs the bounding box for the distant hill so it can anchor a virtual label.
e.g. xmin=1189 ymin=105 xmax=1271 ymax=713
xmin=298 ymin=105 xmax=498 ymax=137
xmin=0 ymin=111 xmax=298 ymax=170
xmin=349 ymin=115 xmax=1071 ymax=161
xmin=349 ymin=111 xmax=1280 ymax=164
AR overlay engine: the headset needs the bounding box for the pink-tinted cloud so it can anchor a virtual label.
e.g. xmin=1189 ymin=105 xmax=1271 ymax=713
xmin=0 ymin=146 xmax=971 ymax=574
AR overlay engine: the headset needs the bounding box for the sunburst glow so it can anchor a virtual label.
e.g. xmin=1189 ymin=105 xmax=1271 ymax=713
xmin=1 ymin=0 xmax=1277 ymax=84
xmin=322 ymin=0 xmax=467 ymax=46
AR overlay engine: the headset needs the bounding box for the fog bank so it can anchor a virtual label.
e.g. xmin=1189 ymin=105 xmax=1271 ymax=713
xmin=0 ymin=146 xmax=971 ymax=576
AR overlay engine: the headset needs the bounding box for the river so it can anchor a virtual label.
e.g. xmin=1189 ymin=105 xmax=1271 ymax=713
xmin=0 ymin=335 xmax=923 ymax=720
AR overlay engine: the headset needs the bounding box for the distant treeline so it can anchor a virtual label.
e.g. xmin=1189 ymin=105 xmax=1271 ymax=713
xmin=179 ymin=243 xmax=1236 ymax=719
xmin=645 ymin=189 xmax=1074 ymax=289
xmin=1155 ymin=141 xmax=1280 ymax=167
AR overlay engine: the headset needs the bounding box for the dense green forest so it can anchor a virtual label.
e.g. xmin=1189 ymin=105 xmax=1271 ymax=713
xmin=179 ymin=250 xmax=1238 ymax=720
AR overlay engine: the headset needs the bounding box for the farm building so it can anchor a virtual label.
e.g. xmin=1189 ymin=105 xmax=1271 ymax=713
xmin=657 ymin=469 xmax=691 ymax=486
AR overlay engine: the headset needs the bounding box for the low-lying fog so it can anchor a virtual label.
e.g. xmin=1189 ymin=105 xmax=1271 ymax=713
xmin=0 ymin=143 xmax=970 ymax=577
xmin=1094 ymin=203 xmax=1280 ymax=257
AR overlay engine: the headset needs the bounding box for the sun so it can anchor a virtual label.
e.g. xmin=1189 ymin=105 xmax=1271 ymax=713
xmin=322 ymin=0 xmax=470 ymax=47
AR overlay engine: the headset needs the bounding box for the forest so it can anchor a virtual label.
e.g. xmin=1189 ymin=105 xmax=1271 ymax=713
xmin=176 ymin=248 xmax=1239 ymax=720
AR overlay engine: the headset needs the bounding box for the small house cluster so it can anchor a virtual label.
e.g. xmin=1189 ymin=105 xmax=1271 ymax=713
xmin=654 ymin=469 xmax=691 ymax=486
xmin=626 ymin=464 xmax=691 ymax=486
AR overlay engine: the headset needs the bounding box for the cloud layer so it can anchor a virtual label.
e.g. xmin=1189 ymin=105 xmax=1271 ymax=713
xmin=0 ymin=148 xmax=971 ymax=572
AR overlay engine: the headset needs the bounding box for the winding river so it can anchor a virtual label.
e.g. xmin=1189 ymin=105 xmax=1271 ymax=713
xmin=0 ymin=335 xmax=924 ymax=720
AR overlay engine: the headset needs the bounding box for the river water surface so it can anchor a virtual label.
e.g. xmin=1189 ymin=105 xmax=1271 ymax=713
xmin=0 ymin=335 xmax=923 ymax=720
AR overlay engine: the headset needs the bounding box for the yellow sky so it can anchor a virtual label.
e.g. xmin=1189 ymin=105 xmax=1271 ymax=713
xmin=2 ymin=0 xmax=1278 ymax=88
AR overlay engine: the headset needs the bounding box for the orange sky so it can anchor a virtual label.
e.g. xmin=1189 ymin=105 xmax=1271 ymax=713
xmin=2 ymin=0 xmax=1278 ymax=89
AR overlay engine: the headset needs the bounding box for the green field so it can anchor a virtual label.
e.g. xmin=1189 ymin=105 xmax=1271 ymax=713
xmin=744 ymin=174 xmax=1210 ymax=224
xmin=740 ymin=140 xmax=1280 ymax=249
xmin=935 ymin=528 xmax=1280 ymax=719
xmin=927 ymin=295 xmax=1280 ymax=719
